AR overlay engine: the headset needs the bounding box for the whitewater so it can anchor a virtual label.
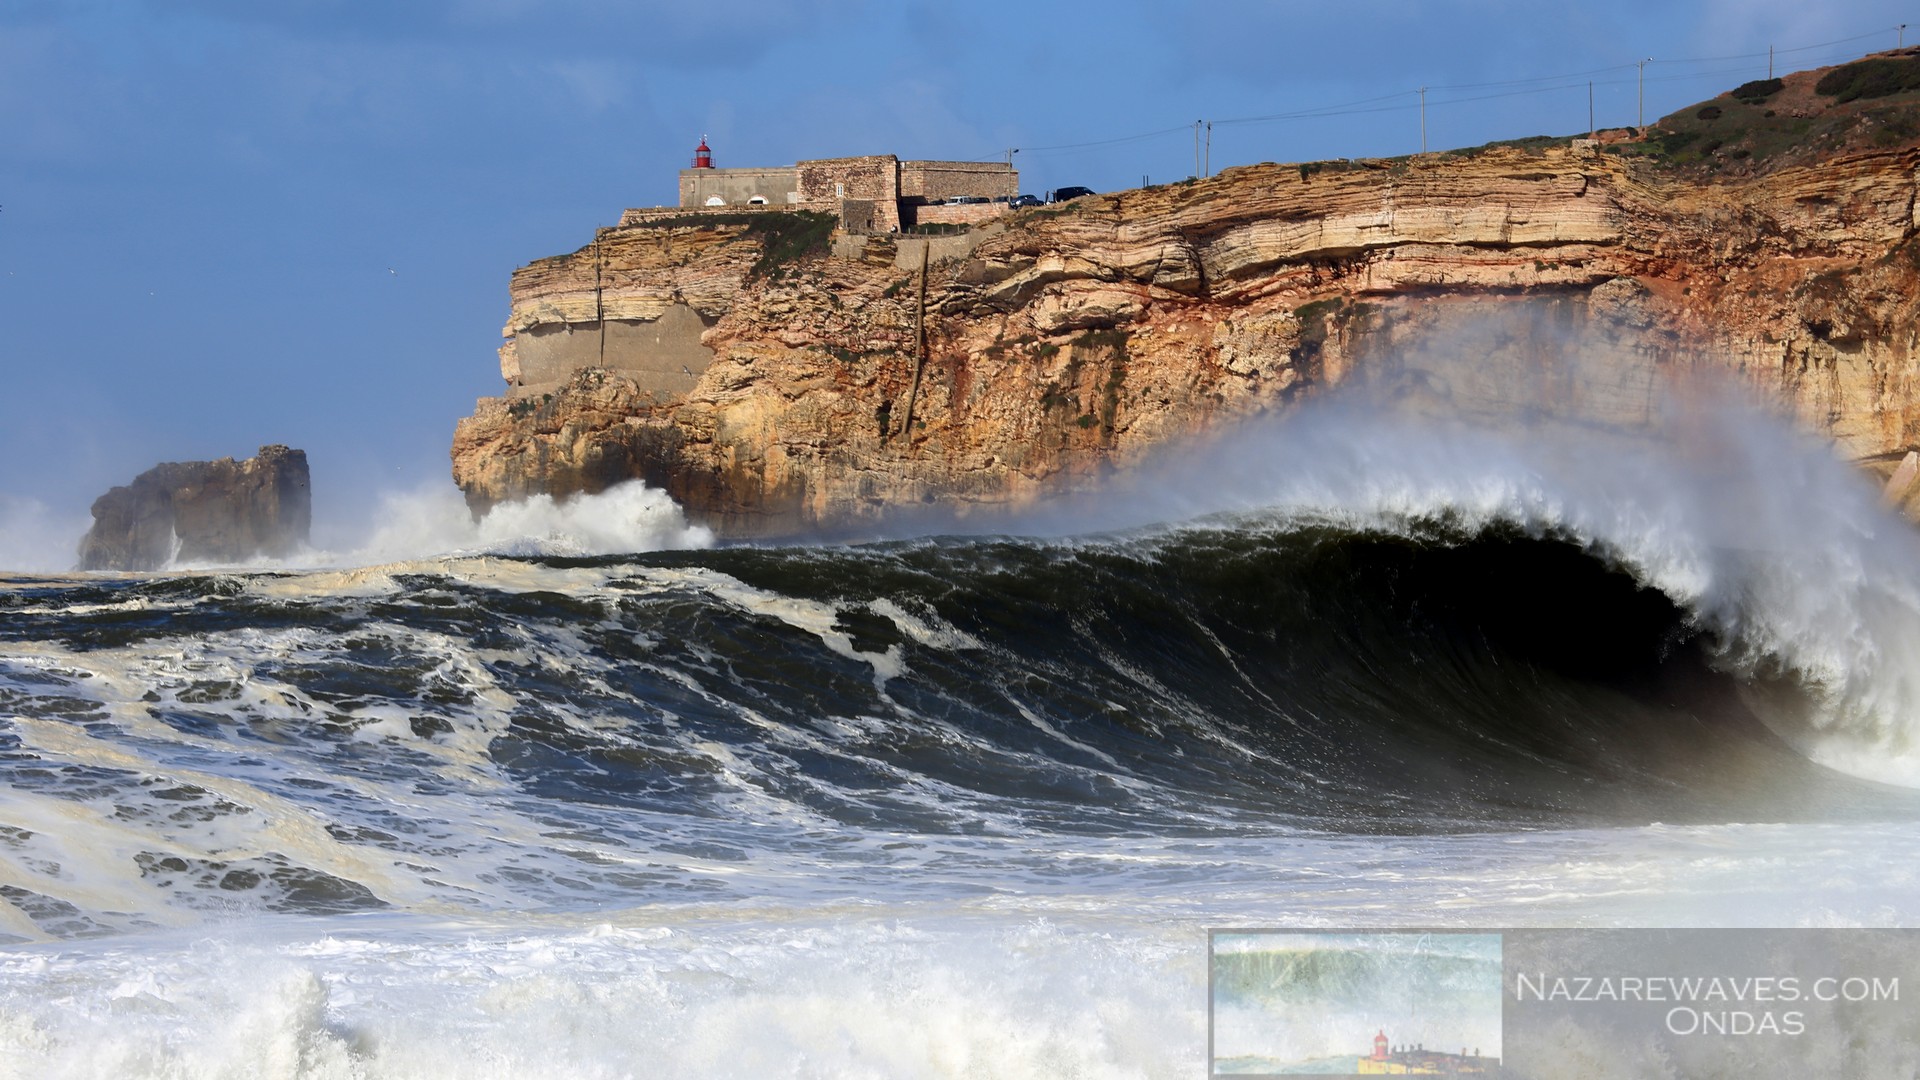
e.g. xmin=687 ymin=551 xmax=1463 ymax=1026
xmin=3 ymin=390 xmax=1920 ymax=1077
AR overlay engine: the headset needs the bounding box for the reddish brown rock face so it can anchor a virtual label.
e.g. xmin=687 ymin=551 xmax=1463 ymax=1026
xmin=454 ymin=113 xmax=1920 ymax=538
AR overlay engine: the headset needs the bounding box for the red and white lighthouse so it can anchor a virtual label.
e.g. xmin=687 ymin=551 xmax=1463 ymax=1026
xmin=692 ymin=136 xmax=713 ymax=169
xmin=1372 ymin=1030 xmax=1390 ymax=1061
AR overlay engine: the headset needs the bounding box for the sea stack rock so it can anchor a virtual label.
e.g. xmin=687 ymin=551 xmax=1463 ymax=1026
xmin=77 ymin=445 xmax=311 ymax=571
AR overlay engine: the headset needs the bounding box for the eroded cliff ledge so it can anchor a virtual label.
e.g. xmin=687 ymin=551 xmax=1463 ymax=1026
xmin=454 ymin=55 xmax=1920 ymax=537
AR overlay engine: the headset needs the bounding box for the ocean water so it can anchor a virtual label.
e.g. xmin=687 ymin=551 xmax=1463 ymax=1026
xmin=3 ymin=401 xmax=1920 ymax=1077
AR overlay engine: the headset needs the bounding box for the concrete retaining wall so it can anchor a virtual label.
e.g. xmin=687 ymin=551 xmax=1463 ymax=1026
xmin=510 ymin=302 xmax=715 ymax=398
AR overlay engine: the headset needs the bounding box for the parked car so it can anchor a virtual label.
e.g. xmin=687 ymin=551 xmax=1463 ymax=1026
xmin=1050 ymin=186 xmax=1096 ymax=203
xmin=1010 ymin=194 xmax=1043 ymax=208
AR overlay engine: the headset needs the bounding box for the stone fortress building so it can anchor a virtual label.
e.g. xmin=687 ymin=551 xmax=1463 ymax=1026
xmin=503 ymin=138 xmax=1021 ymax=404
xmin=655 ymin=137 xmax=1019 ymax=233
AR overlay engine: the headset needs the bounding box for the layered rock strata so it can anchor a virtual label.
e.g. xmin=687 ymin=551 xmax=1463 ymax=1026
xmin=78 ymin=446 xmax=311 ymax=571
xmin=454 ymin=94 xmax=1920 ymax=537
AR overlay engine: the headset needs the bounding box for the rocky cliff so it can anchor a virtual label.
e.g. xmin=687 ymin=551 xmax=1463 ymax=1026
xmin=453 ymin=53 xmax=1920 ymax=536
xmin=78 ymin=445 xmax=312 ymax=571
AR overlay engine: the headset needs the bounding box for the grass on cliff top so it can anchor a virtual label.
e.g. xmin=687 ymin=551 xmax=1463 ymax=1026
xmin=1437 ymin=133 xmax=1580 ymax=159
xmin=625 ymin=210 xmax=837 ymax=277
xmin=1190 ymin=51 xmax=1920 ymax=194
xmin=1276 ymin=135 xmax=1587 ymax=179
xmin=1605 ymin=48 xmax=1920 ymax=175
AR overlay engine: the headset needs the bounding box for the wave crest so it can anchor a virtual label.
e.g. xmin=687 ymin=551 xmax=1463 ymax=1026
xmin=273 ymin=480 xmax=712 ymax=568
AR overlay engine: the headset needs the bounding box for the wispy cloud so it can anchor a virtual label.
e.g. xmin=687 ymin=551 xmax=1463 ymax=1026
xmin=132 ymin=0 xmax=862 ymax=68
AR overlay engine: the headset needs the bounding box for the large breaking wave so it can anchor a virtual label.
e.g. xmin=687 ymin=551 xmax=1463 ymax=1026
xmin=7 ymin=373 xmax=1920 ymax=937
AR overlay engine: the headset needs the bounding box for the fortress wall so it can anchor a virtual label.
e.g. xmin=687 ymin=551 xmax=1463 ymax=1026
xmin=678 ymin=166 xmax=799 ymax=208
xmin=796 ymin=156 xmax=900 ymax=232
xmin=508 ymin=302 xmax=715 ymax=399
xmin=621 ymin=203 xmax=799 ymax=226
xmin=900 ymin=160 xmax=1018 ymax=200
xmin=661 ymin=156 xmax=1017 ymax=233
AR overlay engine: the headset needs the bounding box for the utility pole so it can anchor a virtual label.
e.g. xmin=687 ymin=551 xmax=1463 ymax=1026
xmin=1205 ymin=121 xmax=1212 ymax=177
xmin=901 ymin=242 xmax=930 ymax=446
xmin=1588 ymin=81 xmax=1594 ymax=139
xmin=1006 ymin=147 xmax=1018 ymax=168
xmin=1194 ymin=120 xmax=1202 ymax=179
xmin=1768 ymin=45 xmax=1774 ymax=79
xmin=1418 ymin=87 xmax=1427 ymax=153
xmin=1638 ymin=58 xmax=1652 ymax=130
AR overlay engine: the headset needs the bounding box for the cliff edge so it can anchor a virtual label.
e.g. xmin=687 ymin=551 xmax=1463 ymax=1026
xmin=453 ymin=52 xmax=1920 ymax=536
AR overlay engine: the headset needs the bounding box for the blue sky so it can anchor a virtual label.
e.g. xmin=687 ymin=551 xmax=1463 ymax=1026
xmin=1 ymin=0 xmax=1914 ymax=561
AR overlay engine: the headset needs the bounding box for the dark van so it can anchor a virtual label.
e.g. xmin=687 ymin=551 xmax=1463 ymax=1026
xmin=1049 ymin=186 xmax=1096 ymax=202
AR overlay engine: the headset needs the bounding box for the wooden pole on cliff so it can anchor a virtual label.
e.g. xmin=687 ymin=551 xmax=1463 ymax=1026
xmin=901 ymin=242 xmax=930 ymax=447
xmin=1205 ymin=122 xmax=1212 ymax=177
xmin=594 ymin=229 xmax=606 ymax=367
xmin=1637 ymin=58 xmax=1652 ymax=130
xmin=1418 ymin=88 xmax=1427 ymax=152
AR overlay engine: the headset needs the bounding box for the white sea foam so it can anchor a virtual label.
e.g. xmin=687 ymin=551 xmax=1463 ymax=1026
xmin=330 ymin=480 xmax=716 ymax=565
xmin=166 ymin=479 xmax=712 ymax=572
xmin=0 ymin=915 xmax=1202 ymax=1080
xmin=1 ymin=818 xmax=1919 ymax=1077
xmin=4 ymin=604 xmax=1920 ymax=1072
xmin=0 ymin=494 xmax=89 ymax=575
xmin=5 ymin=478 xmax=709 ymax=576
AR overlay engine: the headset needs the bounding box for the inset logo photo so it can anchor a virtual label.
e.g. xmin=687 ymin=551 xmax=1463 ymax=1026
xmin=1210 ymin=931 xmax=1503 ymax=1076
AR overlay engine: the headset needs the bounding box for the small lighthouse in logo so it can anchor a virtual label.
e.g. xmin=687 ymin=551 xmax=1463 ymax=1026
xmin=1356 ymin=1029 xmax=1495 ymax=1074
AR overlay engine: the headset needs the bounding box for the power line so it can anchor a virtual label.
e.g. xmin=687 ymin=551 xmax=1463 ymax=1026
xmin=1660 ymin=26 xmax=1902 ymax=63
xmin=1423 ymin=62 xmax=1640 ymax=92
xmin=1018 ymin=124 xmax=1194 ymax=154
xmin=1213 ymin=88 xmax=1417 ymax=127
xmin=1002 ymin=20 xmax=1912 ymax=166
